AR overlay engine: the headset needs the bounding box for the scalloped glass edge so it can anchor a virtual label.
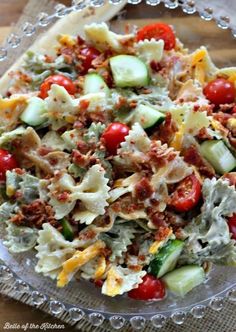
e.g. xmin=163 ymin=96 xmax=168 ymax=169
xmin=0 ymin=0 xmax=236 ymax=328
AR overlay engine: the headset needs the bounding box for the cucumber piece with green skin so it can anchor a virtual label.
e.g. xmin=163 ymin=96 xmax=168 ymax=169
xmin=133 ymin=104 xmax=165 ymax=129
xmin=148 ymin=240 xmax=184 ymax=278
xmin=20 ymin=97 xmax=47 ymax=126
xmin=110 ymin=55 xmax=149 ymax=88
xmin=200 ymin=140 xmax=236 ymax=174
xmin=162 ymin=265 xmax=205 ymax=297
xmin=84 ymin=73 xmax=109 ymax=96
xmin=61 ymin=219 xmax=74 ymax=242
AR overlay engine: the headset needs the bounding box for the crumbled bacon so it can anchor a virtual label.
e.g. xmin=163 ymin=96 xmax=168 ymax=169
xmin=38 ymin=146 xmax=54 ymax=156
xmin=150 ymin=60 xmax=163 ymax=73
xmin=196 ymin=127 xmax=213 ymax=141
xmin=128 ymin=265 xmax=142 ymax=272
xmin=10 ymin=200 xmax=57 ymax=229
xmin=134 ymin=177 xmax=154 ymax=201
xmin=183 ymin=145 xmax=215 ymax=178
xmin=154 ymin=226 xmax=172 ymax=241
xmin=72 ymin=150 xmax=97 ymax=168
xmin=148 ymin=140 xmax=177 ymax=168
xmin=152 ymin=113 xmax=178 ymax=145
xmin=213 ymin=112 xmax=233 ymax=126
xmin=78 ymin=229 xmax=97 ymax=241
xmin=151 ymin=212 xmax=167 ymax=228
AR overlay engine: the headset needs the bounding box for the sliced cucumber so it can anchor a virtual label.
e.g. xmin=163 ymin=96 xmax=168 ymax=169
xmin=61 ymin=219 xmax=74 ymax=242
xmin=162 ymin=265 xmax=205 ymax=297
xmin=200 ymin=140 xmax=236 ymax=174
xmin=84 ymin=73 xmax=109 ymax=96
xmin=132 ymin=104 xmax=165 ymax=129
xmin=20 ymin=97 xmax=47 ymax=126
xmin=149 ymin=240 xmax=184 ymax=278
xmin=110 ymin=55 xmax=149 ymax=88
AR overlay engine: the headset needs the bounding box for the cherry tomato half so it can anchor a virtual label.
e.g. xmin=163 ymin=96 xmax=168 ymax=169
xmin=170 ymin=174 xmax=202 ymax=213
xmin=203 ymin=78 xmax=235 ymax=106
xmin=137 ymin=23 xmax=176 ymax=51
xmin=80 ymin=46 xmax=100 ymax=74
xmin=228 ymin=214 xmax=236 ymax=240
xmin=39 ymin=74 xmax=76 ymax=99
xmin=101 ymin=122 xmax=129 ymax=155
xmin=128 ymin=274 xmax=165 ymax=301
xmin=0 ymin=149 xmax=18 ymax=182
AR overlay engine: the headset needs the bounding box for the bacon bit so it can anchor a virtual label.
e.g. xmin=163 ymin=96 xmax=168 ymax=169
xmin=78 ymin=229 xmax=97 ymax=241
xmin=127 ymin=243 xmax=139 ymax=256
xmin=128 ymin=265 xmax=142 ymax=272
xmin=57 ymin=192 xmax=70 ymax=202
xmin=148 ymin=140 xmax=177 ymax=168
xmin=129 ymin=100 xmax=138 ymax=108
xmin=77 ymin=36 xmax=85 ymax=45
xmin=115 ymin=96 xmax=128 ymax=110
xmin=73 ymin=121 xmax=84 ymax=129
xmin=79 ymin=99 xmax=89 ymax=111
xmin=152 ymin=113 xmax=178 ymax=145
xmin=196 ymin=127 xmax=213 ymax=141
xmin=38 ymin=146 xmax=54 ymax=156
xmin=140 ymin=88 xmax=152 ymax=95
xmin=151 ymin=212 xmax=167 ymax=228
xmin=76 ymin=140 xmax=90 ymax=154
xmin=154 ymin=226 xmax=171 ymax=241
xmin=193 ymin=104 xmax=200 ymax=112
xmin=44 ymin=55 xmax=54 ymax=63
xmin=89 ymin=111 xmax=107 ymax=123
xmin=134 ymin=178 xmax=154 ymax=201
xmin=100 ymin=247 xmax=112 ymax=258
xmin=183 ymin=145 xmax=215 ymax=178
xmin=14 ymin=168 xmax=25 ymax=175
xmin=10 ymin=200 xmax=57 ymax=229
xmin=150 ymin=60 xmax=163 ymax=73
xmin=138 ymin=255 xmax=146 ymax=262
xmin=94 ymin=279 xmax=104 ymax=288
xmin=221 ymin=172 xmax=236 ymax=186
xmin=213 ymin=112 xmax=233 ymax=126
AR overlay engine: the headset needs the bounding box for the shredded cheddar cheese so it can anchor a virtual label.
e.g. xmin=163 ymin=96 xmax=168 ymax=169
xmin=57 ymin=240 xmax=105 ymax=287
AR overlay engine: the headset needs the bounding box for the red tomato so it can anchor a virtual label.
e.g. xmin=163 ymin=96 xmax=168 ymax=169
xmin=203 ymin=78 xmax=236 ymax=106
xmin=39 ymin=74 xmax=76 ymax=99
xmin=80 ymin=46 xmax=100 ymax=74
xmin=128 ymin=274 xmax=165 ymax=301
xmin=222 ymin=172 xmax=236 ymax=186
xmin=228 ymin=214 xmax=236 ymax=240
xmin=0 ymin=149 xmax=18 ymax=182
xmin=101 ymin=122 xmax=129 ymax=155
xmin=170 ymin=174 xmax=202 ymax=213
xmin=137 ymin=23 xmax=176 ymax=51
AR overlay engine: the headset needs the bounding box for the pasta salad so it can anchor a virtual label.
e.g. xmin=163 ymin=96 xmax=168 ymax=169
xmin=0 ymin=21 xmax=236 ymax=300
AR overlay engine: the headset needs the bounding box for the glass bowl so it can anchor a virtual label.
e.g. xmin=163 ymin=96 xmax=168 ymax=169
xmin=0 ymin=0 xmax=236 ymax=329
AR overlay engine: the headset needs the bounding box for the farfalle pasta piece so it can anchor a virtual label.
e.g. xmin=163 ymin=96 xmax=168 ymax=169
xmin=155 ymin=155 xmax=193 ymax=184
xmin=57 ymin=240 xmax=106 ymax=287
xmin=35 ymin=223 xmax=88 ymax=279
xmin=0 ymin=95 xmax=27 ymax=133
xmin=117 ymin=123 xmax=151 ymax=164
xmin=102 ymin=265 xmax=146 ymax=297
xmin=70 ymin=164 xmax=110 ymax=215
xmin=46 ymin=84 xmax=79 ymax=122
xmin=84 ymin=23 xmax=134 ymax=53
xmin=100 ymin=222 xmax=137 ymax=261
xmin=109 ymin=173 xmax=142 ymax=202
xmin=179 ymin=178 xmax=236 ymax=266
xmin=80 ymin=255 xmax=107 ymax=280
xmin=48 ymin=164 xmax=110 ymax=220
xmin=3 ymin=220 xmax=38 ymax=253
xmin=135 ymin=38 xmax=164 ymax=65
xmin=191 ymin=46 xmax=218 ymax=83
